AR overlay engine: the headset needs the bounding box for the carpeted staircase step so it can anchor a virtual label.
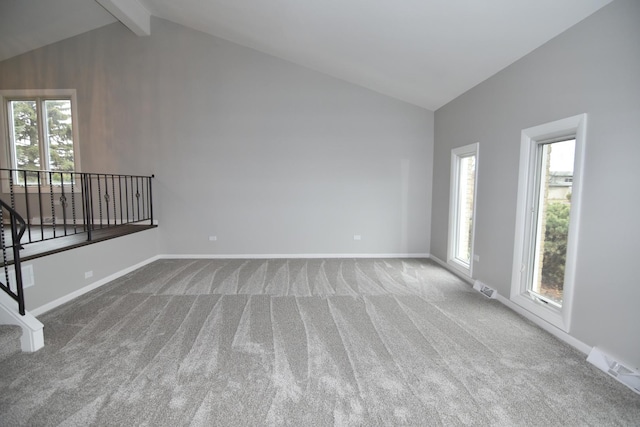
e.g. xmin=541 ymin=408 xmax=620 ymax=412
xmin=0 ymin=325 xmax=22 ymax=361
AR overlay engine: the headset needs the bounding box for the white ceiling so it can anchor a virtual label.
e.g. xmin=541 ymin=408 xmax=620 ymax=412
xmin=1 ymin=0 xmax=613 ymax=110
xmin=0 ymin=0 xmax=116 ymax=62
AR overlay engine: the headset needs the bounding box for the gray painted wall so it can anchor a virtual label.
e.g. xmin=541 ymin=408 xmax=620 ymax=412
xmin=432 ymin=0 xmax=640 ymax=369
xmin=23 ymin=229 xmax=158 ymax=311
xmin=0 ymin=18 xmax=433 ymax=257
xmin=149 ymin=20 xmax=433 ymax=256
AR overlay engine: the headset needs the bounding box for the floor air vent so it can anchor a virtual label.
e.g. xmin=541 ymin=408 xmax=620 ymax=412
xmin=587 ymin=347 xmax=640 ymax=395
xmin=473 ymin=281 xmax=497 ymax=299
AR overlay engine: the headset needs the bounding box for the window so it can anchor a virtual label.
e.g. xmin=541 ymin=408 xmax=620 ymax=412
xmin=448 ymin=142 xmax=478 ymax=277
xmin=511 ymin=114 xmax=586 ymax=332
xmin=1 ymin=89 xmax=80 ymax=186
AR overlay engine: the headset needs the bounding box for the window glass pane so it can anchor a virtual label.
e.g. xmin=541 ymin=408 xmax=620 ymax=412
xmin=455 ymin=154 xmax=476 ymax=264
xmin=530 ymin=139 xmax=575 ymax=305
xmin=45 ymin=99 xmax=75 ymax=184
xmin=10 ymin=100 xmax=41 ymax=171
xmin=4 ymin=92 xmax=79 ymax=187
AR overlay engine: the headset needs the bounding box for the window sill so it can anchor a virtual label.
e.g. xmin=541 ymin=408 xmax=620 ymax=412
xmin=511 ymin=292 xmax=568 ymax=332
xmin=447 ymin=257 xmax=472 ymax=278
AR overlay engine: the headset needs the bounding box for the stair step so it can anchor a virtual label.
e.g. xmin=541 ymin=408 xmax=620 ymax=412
xmin=0 ymin=325 xmax=22 ymax=361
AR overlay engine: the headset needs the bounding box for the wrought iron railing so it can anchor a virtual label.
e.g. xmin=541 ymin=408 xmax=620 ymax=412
xmin=0 ymin=168 xmax=154 ymax=315
xmin=1 ymin=168 xmax=154 ymax=244
xmin=0 ymin=198 xmax=27 ymax=315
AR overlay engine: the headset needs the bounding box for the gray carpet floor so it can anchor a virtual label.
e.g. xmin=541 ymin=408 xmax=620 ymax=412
xmin=1 ymin=258 xmax=638 ymax=426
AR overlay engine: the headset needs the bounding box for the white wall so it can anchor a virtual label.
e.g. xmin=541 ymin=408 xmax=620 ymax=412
xmin=431 ymin=0 xmax=640 ymax=369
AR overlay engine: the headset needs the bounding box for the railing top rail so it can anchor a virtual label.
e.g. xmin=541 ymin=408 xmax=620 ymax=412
xmin=0 ymin=168 xmax=154 ymax=179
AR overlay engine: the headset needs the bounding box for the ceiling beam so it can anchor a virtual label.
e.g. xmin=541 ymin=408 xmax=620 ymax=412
xmin=96 ymin=0 xmax=151 ymax=36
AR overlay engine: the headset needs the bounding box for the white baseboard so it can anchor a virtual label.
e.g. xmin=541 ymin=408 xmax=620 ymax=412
xmin=158 ymin=253 xmax=430 ymax=260
xmin=30 ymin=255 xmax=161 ymax=316
xmin=495 ymin=294 xmax=591 ymax=355
xmin=427 ymin=254 xmax=591 ymax=356
xmin=427 ymin=254 xmax=474 ymax=284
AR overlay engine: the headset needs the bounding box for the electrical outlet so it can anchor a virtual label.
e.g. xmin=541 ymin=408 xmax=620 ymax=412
xmin=473 ymin=254 xmax=480 ymax=262
xmin=353 ymin=235 xmax=362 ymax=241
xmin=209 ymin=235 xmax=217 ymax=241
xmin=85 ymin=270 xmax=93 ymax=279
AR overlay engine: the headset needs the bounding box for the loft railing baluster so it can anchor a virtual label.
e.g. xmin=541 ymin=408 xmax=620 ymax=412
xmin=37 ymin=171 xmax=44 ymax=242
xmin=119 ymin=175 xmax=123 ymax=225
xmin=139 ymin=176 xmax=144 ymax=220
xmin=1 ymin=209 xmax=10 ymax=286
xmin=97 ymin=174 xmax=103 ymax=229
xmin=49 ymin=171 xmax=56 ymax=238
xmin=84 ymin=174 xmax=89 ymax=237
xmin=143 ymin=177 xmax=147 ymax=220
xmin=60 ymin=172 xmax=68 ymax=236
xmin=103 ymin=175 xmax=110 ymax=227
xmin=71 ymin=172 xmax=77 ymax=234
xmin=80 ymin=173 xmax=87 ymax=234
xmin=136 ymin=177 xmax=141 ymax=222
xmin=80 ymin=174 xmax=86 ymax=236
xmin=23 ymin=170 xmax=31 ymax=243
xmin=130 ymin=176 xmax=134 ymax=223
xmin=111 ymin=175 xmax=116 ymax=227
xmin=149 ymin=175 xmax=155 ymax=225
xmin=87 ymin=174 xmax=94 ymax=240
xmin=145 ymin=176 xmax=149 ymax=220
xmin=149 ymin=175 xmax=154 ymax=225
xmin=9 ymin=169 xmax=15 ymax=210
xmin=125 ymin=175 xmax=130 ymax=224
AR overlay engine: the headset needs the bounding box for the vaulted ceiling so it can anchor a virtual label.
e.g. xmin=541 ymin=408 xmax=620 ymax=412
xmin=0 ymin=0 xmax=613 ymax=110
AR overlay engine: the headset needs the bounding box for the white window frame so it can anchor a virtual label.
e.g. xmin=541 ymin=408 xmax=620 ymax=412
xmin=510 ymin=114 xmax=587 ymax=332
xmin=0 ymin=89 xmax=81 ymax=193
xmin=447 ymin=142 xmax=479 ymax=278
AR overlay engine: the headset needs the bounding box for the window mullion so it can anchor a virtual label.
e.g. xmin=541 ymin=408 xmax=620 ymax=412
xmin=6 ymin=100 xmax=18 ymax=170
xmin=523 ymin=142 xmax=542 ymax=290
xmin=529 ymin=143 xmax=545 ymax=295
xmin=38 ymin=98 xmax=51 ymax=174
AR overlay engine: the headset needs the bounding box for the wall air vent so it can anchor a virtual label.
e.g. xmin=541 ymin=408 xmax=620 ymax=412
xmin=473 ymin=281 xmax=497 ymax=299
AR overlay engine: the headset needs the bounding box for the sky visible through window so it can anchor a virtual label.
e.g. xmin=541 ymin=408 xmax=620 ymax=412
xmin=549 ymin=139 xmax=575 ymax=172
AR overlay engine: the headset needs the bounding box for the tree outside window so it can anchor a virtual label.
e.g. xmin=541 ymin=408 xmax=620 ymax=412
xmin=6 ymin=96 xmax=77 ymax=185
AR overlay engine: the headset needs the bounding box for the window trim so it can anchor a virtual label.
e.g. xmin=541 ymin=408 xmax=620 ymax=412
xmin=510 ymin=114 xmax=587 ymax=332
xmin=0 ymin=89 xmax=81 ymax=193
xmin=447 ymin=142 xmax=479 ymax=278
